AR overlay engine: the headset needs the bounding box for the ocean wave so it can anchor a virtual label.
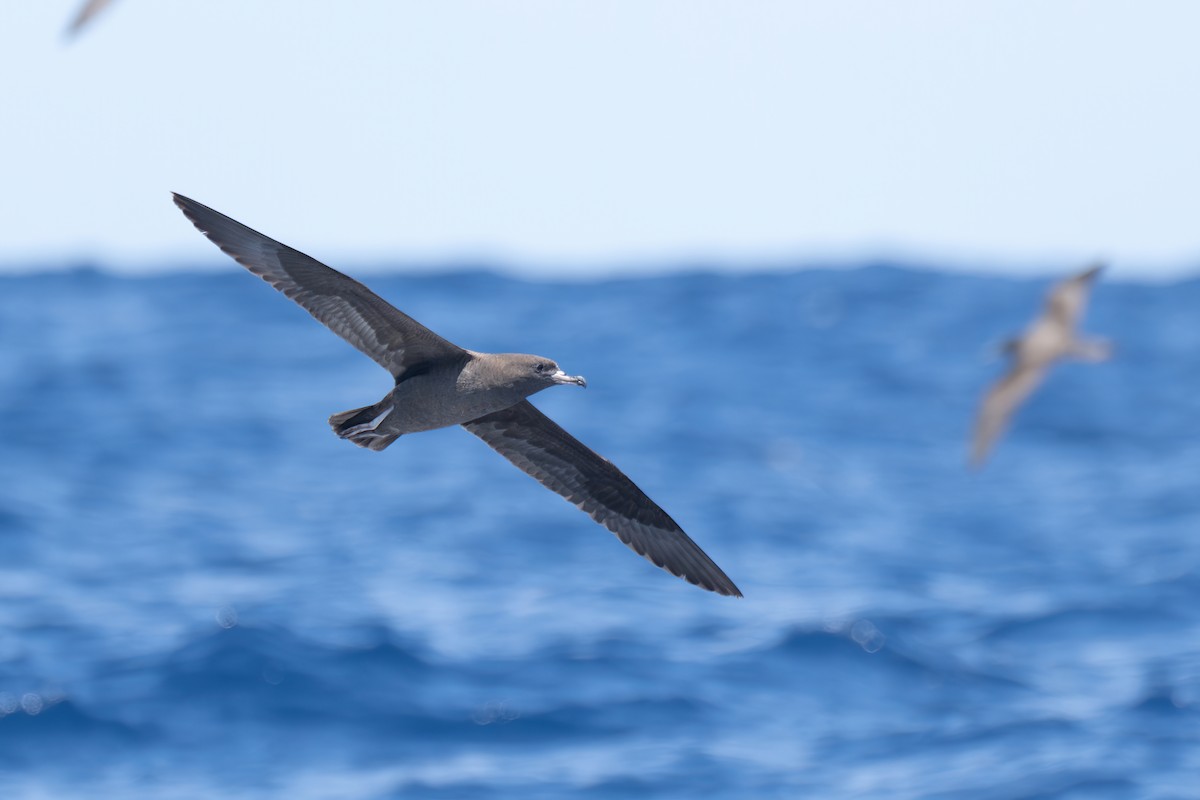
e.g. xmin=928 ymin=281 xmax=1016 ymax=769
xmin=2 ymin=267 xmax=1198 ymax=797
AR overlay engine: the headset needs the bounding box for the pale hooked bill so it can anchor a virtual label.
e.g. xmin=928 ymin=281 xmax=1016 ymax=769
xmin=172 ymin=193 xmax=741 ymax=597
xmin=971 ymin=264 xmax=1111 ymax=467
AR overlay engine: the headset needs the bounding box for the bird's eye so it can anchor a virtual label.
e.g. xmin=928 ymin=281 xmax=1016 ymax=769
xmin=535 ymin=363 xmax=545 ymax=373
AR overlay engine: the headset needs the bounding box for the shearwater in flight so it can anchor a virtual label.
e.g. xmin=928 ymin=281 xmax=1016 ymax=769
xmin=173 ymin=194 xmax=740 ymax=596
xmin=971 ymin=264 xmax=1111 ymax=467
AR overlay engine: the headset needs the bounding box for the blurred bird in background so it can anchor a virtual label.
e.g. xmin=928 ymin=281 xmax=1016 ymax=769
xmin=971 ymin=264 xmax=1111 ymax=467
xmin=65 ymin=0 xmax=114 ymax=38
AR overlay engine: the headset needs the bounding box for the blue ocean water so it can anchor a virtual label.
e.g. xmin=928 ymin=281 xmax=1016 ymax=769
xmin=0 ymin=265 xmax=1198 ymax=798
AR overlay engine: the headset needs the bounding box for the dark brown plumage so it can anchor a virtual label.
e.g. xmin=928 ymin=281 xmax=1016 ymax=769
xmin=173 ymin=193 xmax=740 ymax=597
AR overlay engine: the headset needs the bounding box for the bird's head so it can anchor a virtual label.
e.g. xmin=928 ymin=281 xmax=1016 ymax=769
xmin=495 ymin=353 xmax=588 ymax=394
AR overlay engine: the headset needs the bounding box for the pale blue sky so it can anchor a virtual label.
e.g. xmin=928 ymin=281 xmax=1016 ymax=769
xmin=3 ymin=1 xmax=1200 ymax=276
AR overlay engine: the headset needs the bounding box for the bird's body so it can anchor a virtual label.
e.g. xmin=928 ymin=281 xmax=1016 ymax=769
xmin=328 ymin=352 xmax=578 ymax=450
xmin=173 ymin=193 xmax=740 ymax=597
xmin=971 ymin=264 xmax=1110 ymax=466
xmin=1014 ymin=316 xmax=1071 ymax=366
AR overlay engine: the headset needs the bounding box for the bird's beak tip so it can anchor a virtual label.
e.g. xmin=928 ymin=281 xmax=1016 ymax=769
xmin=552 ymin=369 xmax=587 ymax=388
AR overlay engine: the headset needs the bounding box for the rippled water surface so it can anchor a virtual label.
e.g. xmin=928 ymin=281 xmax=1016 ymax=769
xmin=1 ymin=266 xmax=1198 ymax=798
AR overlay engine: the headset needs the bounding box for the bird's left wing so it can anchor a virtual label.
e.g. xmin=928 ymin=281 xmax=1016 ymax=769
xmin=971 ymin=363 xmax=1047 ymax=467
xmin=463 ymin=401 xmax=742 ymax=597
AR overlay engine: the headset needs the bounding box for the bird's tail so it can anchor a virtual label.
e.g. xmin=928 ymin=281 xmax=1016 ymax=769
xmin=329 ymin=401 xmax=401 ymax=451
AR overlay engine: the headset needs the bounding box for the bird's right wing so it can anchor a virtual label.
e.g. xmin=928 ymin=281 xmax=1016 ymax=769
xmin=174 ymin=194 xmax=466 ymax=379
xmin=971 ymin=364 xmax=1047 ymax=467
xmin=463 ymin=400 xmax=742 ymax=597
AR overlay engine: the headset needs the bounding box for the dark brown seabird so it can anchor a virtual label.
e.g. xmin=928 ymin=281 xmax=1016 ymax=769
xmin=173 ymin=194 xmax=741 ymax=597
xmin=971 ymin=263 xmax=1111 ymax=467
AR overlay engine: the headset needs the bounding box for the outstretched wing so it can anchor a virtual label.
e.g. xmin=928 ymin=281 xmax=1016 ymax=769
xmin=463 ymin=401 xmax=742 ymax=597
xmin=1044 ymin=263 xmax=1103 ymax=331
xmin=971 ymin=363 xmax=1047 ymax=467
xmin=173 ymin=194 xmax=465 ymax=378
